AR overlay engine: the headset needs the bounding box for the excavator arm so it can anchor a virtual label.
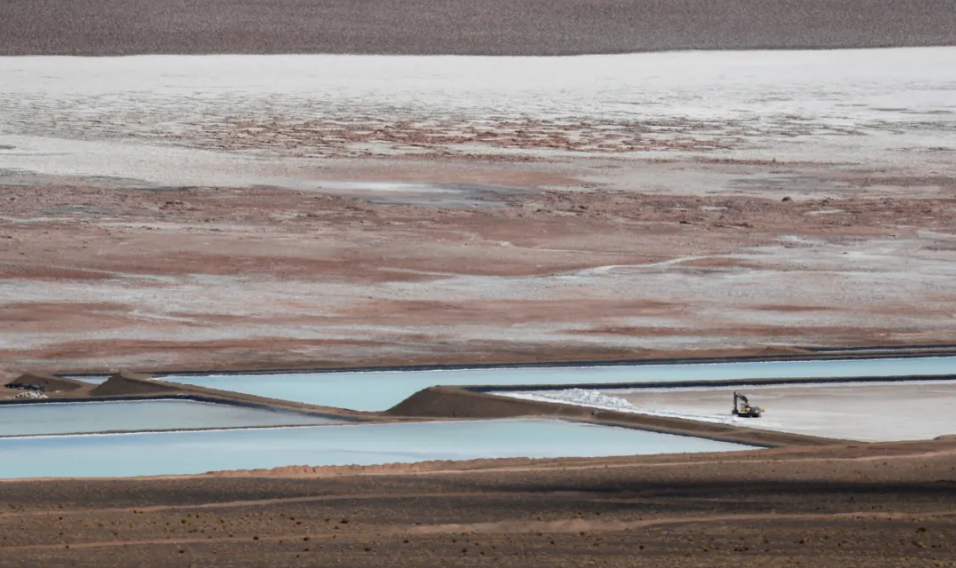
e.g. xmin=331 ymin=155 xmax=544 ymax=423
xmin=732 ymin=391 xmax=762 ymax=418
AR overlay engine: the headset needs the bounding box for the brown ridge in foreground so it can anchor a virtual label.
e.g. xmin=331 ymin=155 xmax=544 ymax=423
xmin=2 ymin=437 xmax=955 ymax=567
xmin=2 ymin=0 xmax=956 ymax=56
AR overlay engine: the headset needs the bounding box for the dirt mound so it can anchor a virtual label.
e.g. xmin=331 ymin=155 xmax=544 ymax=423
xmin=89 ymin=372 xmax=181 ymax=397
xmin=9 ymin=373 xmax=86 ymax=393
xmin=388 ymin=386 xmax=586 ymax=419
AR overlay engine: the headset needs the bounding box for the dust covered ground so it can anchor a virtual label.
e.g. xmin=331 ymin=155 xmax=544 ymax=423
xmin=1 ymin=439 xmax=956 ymax=567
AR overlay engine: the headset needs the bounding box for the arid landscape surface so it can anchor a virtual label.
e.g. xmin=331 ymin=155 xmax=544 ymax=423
xmin=3 ymin=0 xmax=956 ymax=55
xmin=2 ymin=3 xmax=956 ymax=567
xmin=2 ymin=439 xmax=956 ymax=567
xmin=2 ymin=48 xmax=955 ymax=375
xmin=4 ymin=179 xmax=956 ymax=375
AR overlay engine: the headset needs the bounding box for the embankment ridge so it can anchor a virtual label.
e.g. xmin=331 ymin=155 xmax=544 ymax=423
xmin=11 ymin=373 xmax=86 ymax=393
xmin=388 ymin=386 xmax=846 ymax=447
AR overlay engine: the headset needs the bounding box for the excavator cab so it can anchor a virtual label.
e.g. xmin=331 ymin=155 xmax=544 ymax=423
xmin=732 ymin=391 xmax=763 ymax=418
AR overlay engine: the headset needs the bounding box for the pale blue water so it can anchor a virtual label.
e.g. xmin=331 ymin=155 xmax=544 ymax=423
xmin=161 ymin=356 xmax=956 ymax=411
xmin=0 ymin=400 xmax=344 ymax=437
xmin=0 ymin=419 xmax=750 ymax=479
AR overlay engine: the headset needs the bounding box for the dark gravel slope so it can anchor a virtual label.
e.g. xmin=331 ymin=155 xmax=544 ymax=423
xmin=2 ymin=0 xmax=955 ymax=55
xmin=2 ymin=439 xmax=956 ymax=567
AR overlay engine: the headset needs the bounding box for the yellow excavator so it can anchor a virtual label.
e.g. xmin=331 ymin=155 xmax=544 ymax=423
xmin=732 ymin=391 xmax=764 ymax=418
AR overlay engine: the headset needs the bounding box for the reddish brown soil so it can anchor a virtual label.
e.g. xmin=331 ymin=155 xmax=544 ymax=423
xmin=2 ymin=182 xmax=955 ymax=374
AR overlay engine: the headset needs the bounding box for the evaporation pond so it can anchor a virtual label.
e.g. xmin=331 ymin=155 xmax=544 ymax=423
xmin=0 ymin=419 xmax=751 ymax=478
xmin=0 ymin=400 xmax=345 ymax=437
xmin=161 ymin=356 xmax=956 ymax=411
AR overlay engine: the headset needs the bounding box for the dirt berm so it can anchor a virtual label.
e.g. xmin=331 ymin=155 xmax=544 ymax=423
xmin=8 ymin=373 xmax=86 ymax=393
xmin=388 ymin=386 xmax=848 ymax=447
xmin=89 ymin=372 xmax=181 ymax=397
xmin=88 ymin=372 xmax=373 ymax=421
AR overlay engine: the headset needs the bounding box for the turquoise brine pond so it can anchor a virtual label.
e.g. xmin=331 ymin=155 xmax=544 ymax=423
xmin=161 ymin=356 xmax=956 ymax=411
xmin=0 ymin=419 xmax=751 ymax=479
xmin=0 ymin=399 xmax=345 ymax=437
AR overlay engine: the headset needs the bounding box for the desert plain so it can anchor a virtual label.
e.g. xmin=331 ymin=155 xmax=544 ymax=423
xmin=2 ymin=47 xmax=956 ymax=374
xmin=2 ymin=1 xmax=956 ymax=566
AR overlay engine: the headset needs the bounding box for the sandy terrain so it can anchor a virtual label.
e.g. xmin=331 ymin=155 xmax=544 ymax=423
xmin=3 ymin=6 xmax=956 ymax=566
xmin=2 ymin=50 xmax=955 ymax=373
xmin=1 ymin=438 xmax=955 ymax=566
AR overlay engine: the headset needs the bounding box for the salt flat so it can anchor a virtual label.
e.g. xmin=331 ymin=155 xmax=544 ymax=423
xmin=2 ymin=49 xmax=955 ymax=191
xmin=500 ymin=382 xmax=956 ymax=442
